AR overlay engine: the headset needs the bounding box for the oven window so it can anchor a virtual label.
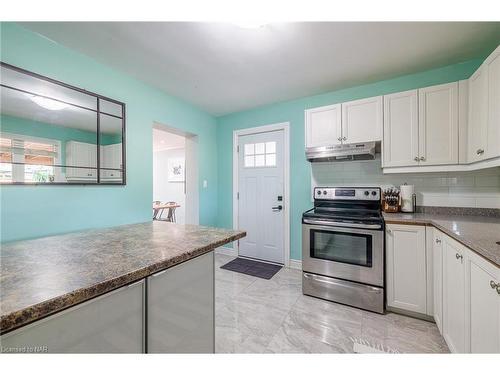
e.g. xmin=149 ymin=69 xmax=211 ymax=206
xmin=310 ymin=229 xmax=373 ymax=267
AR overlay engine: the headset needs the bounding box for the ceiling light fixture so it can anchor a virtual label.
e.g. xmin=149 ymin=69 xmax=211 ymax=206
xmin=230 ymin=21 xmax=267 ymax=29
xmin=30 ymin=95 xmax=69 ymax=111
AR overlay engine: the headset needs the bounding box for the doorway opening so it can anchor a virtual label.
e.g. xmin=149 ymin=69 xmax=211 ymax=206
xmin=152 ymin=123 xmax=199 ymax=225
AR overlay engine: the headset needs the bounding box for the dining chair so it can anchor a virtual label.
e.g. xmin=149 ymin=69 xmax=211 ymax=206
xmin=165 ymin=202 xmax=177 ymax=223
xmin=153 ymin=200 xmax=161 ymax=220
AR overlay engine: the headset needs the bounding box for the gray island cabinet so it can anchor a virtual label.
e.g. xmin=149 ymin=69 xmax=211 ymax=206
xmin=0 ymin=222 xmax=244 ymax=353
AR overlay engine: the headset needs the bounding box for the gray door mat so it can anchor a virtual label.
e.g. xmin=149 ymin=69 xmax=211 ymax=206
xmin=220 ymin=257 xmax=282 ymax=280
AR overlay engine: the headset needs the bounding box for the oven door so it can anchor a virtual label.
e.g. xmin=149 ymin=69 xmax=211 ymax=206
xmin=302 ymin=221 xmax=384 ymax=287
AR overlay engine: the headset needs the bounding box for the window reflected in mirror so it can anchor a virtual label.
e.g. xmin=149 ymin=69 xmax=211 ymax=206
xmin=0 ymin=63 xmax=125 ymax=185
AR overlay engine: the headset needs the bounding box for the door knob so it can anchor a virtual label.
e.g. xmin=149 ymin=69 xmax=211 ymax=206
xmin=272 ymin=205 xmax=283 ymax=211
xmin=414 ymin=157 xmax=419 ymax=162
xmin=420 ymin=156 xmax=426 ymax=161
xmin=476 ymin=149 xmax=484 ymax=155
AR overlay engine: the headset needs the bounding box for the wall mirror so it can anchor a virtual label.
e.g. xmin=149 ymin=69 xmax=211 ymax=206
xmin=0 ymin=62 xmax=126 ymax=185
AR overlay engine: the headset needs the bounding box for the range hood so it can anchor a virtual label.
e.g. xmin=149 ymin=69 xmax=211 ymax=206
xmin=306 ymin=142 xmax=376 ymax=162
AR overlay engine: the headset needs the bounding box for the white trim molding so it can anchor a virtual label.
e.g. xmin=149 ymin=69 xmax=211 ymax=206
xmin=289 ymin=259 xmax=302 ymax=270
xmin=232 ymin=122 xmax=291 ymax=267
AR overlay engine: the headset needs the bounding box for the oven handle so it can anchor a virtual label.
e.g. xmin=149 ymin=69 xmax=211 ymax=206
xmin=302 ymin=218 xmax=382 ymax=230
xmin=303 ymin=273 xmax=382 ymax=292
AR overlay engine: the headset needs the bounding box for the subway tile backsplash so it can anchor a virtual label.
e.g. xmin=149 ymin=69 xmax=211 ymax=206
xmin=310 ymin=156 xmax=500 ymax=209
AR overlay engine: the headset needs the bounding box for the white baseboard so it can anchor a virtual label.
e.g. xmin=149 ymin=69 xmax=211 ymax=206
xmin=289 ymin=259 xmax=302 ymax=270
xmin=215 ymin=246 xmax=237 ymax=257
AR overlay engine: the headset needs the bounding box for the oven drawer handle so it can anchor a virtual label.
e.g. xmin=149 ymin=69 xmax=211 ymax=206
xmin=303 ymin=273 xmax=381 ymax=292
xmin=303 ymin=218 xmax=382 ymax=230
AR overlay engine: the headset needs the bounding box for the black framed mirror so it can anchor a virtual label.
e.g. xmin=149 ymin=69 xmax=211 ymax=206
xmin=0 ymin=62 xmax=126 ymax=185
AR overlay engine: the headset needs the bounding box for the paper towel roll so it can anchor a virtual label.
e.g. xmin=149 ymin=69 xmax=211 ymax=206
xmin=400 ymin=184 xmax=415 ymax=212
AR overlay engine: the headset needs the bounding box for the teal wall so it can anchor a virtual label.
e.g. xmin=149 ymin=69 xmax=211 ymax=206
xmin=216 ymin=59 xmax=483 ymax=261
xmin=0 ymin=23 xmax=218 ymax=242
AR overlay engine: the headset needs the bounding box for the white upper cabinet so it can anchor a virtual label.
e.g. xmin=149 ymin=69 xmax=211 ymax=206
xmin=383 ymin=90 xmax=419 ymax=167
xmin=468 ymin=45 xmax=500 ymax=163
xmin=383 ymin=83 xmax=459 ymax=168
xmin=486 ymin=46 xmax=500 ymax=159
xmin=468 ymin=66 xmax=488 ymax=163
xmin=341 ymin=96 xmax=383 ymax=144
xmin=418 ymin=82 xmax=458 ymax=165
xmin=305 ymin=104 xmax=342 ymax=148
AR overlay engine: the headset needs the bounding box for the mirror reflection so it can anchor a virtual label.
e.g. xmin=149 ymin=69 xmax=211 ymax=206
xmin=0 ymin=63 xmax=125 ymax=184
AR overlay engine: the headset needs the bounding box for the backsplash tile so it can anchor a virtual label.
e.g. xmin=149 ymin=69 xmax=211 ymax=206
xmin=311 ymin=156 xmax=500 ymax=209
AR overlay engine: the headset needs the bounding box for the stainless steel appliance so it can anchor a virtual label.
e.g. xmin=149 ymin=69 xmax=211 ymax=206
xmin=305 ymin=142 xmax=376 ymax=162
xmin=302 ymin=187 xmax=384 ymax=314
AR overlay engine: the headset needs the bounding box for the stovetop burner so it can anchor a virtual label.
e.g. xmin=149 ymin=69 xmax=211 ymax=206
xmin=303 ymin=187 xmax=384 ymax=226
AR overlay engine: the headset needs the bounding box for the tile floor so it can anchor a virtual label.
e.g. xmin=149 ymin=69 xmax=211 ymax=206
xmin=215 ymin=253 xmax=449 ymax=353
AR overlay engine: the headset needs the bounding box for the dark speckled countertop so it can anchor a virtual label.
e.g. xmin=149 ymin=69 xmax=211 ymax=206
xmin=0 ymin=221 xmax=245 ymax=334
xmin=383 ymin=212 xmax=500 ymax=267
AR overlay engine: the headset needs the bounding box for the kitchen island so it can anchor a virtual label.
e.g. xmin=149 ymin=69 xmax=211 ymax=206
xmin=0 ymin=221 xmax=245 ymax=353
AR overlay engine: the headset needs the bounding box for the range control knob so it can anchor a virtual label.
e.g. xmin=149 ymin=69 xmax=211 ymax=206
xmin=371 ymin=191 xmax=377 ymax=196
xmin=364 ymin=191 xmax=370 ymax=196
xmin=323 ymin=190 xmax=327 ymax=195
xmin=316 ymin=190 xmax=321 ymax=195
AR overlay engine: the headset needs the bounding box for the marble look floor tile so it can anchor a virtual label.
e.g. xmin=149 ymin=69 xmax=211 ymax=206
xmin=214 ymin=253 xmax=449 ymax=354
xmin=215 ymin=295 xmax=289 ymax=353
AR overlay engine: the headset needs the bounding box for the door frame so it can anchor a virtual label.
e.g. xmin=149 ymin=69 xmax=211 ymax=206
xmin=232 ymin=122 xmax=290 ymax=267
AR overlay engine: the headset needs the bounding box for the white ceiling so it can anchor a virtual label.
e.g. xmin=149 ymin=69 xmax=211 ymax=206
xmin=153 ymin=128 xmax=185 ymax=152
xmin=21 ymin=22 xmax=500 ymax=116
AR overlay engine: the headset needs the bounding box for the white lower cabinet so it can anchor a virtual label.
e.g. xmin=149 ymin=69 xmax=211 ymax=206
xmin=442 ymin=235 xmax=466 ymax=353
xmin=147 ymin=252 xmax=214 ymax=353
xmin=386 ymin=224 xmax=500 ymax=353
xmin=1 ymin=280 xmax=145 ymax=353
xmin=468 ymin=251 xmax=500 ymax=353
xmin=432 ymin=229 xmax=443 ymax=333
xmin=386 ymin=224 xmax=427 ymax=314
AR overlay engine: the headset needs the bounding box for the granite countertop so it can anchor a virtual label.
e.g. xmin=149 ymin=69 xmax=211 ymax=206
xmin=383 ymin=212 xmax=500 ymax=267
xmin=0 ymin=221 xmax=245 ymax=334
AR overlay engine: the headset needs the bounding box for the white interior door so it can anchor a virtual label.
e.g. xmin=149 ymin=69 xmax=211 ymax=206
xmin=237 ymin=130 xmax=285 ymax=264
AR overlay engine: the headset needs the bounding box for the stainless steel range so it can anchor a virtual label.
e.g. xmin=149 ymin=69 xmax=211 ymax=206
xmin=302 ymin=187 xmax=384 ymax=314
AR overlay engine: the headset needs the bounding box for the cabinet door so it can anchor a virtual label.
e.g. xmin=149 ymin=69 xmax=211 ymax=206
xmin=469 ymin=256 xmax=500 ymax=353
xmin=486 ymin=45 xmax=500 ymax=159
xmin=341 ymin=96 xmax=382 ymax=143
xmin=468 ymin=66 xmax=488 ymax=163
xmin=305 ymin=104 xmax=342 ymax=148
xmin=1 ymin=280 xmax=144 ymax=353
xmin=418 ymin=82 xmax=458 ymax=165
xmin=442 ymin=237 xmax=466 ymax=353
xmin=147 ymin=252 xmax=214 ymax=353
xmin=383 ymin=90 xmax=419 ymax=167
xmin=386 ymin=224 xmax=427 ymax=314
xmin=433 ymin=230 xmax=444 ymax=333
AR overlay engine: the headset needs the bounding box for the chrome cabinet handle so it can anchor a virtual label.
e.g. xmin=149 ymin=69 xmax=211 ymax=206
xmin=342 ymin=137 xmax=347 ymax=141
xmin=476 ymin=149 xmax=484 ymax=155
xmin=435 ymin=238 xmax=441 ymax=244
xmin=456 ymin=253 xmax=463 ymax=262
xmin=272 ymin=205 xmax=283 ymax=211
xmin=414 ymin=157 xmax=419 ymax=162
xmin=337 ymin=137 xmax=342 ymax=141
xmin=387 ymin=229 xmax=392 ymax=234
xmin=420 ymin=156 xmax=426 ymax=161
